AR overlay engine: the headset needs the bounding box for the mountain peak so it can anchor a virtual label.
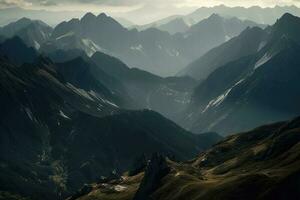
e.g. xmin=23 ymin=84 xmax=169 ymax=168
xmin=271 ymin=12 xmax=300 ymax=43
xmin=208 ymin=13 xmax=222 ymax=20
xmin=97 ymin=13 xmax=108 ymax=19
xmin=279 ymin=13 xmax=297 ymax=22
xmin=275 ymin=13 xmax=300 ymax=26
xmin=81 ymin=12 xmax=97 ymax=21
xmin=18 ymin=17 xmax=32 ymax=23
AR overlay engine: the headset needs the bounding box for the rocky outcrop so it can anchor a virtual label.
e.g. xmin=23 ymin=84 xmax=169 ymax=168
xmin=133 ymin=153 xmax=170 ymax=200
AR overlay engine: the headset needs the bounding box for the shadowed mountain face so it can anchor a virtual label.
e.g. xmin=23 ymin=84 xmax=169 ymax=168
xmin=0 ymin=35 xmax=197 ymax=124
xmin=41 ymin=13 xmax=262 ymax=77
xmin=0 ymin=37 xmax=38 ymax=65
xmin=71 ymin=116 xmax=300 ymax=200
xmin=0 ymin=57 xmax=221 ymax=200
xmin=180 ymin=13 xmax=300 ymax=135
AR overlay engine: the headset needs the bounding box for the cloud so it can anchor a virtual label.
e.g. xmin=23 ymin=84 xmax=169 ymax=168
xmin=39 ymin=0 xmax=56 ymax=6
xmin=0 ymin=0 xmax=31 ymax=7
xmin=1 ymin=0 xmax=299 ymax=9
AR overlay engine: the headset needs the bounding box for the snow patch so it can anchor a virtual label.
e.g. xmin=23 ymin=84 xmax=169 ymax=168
xmin=81 ymin=38 xmax=102 ymax=56
xmin=130 ymin=44 xmax=143 ymax=52
xmin=66 ymin=83 xmax=95 ymax=101
xmin=56 ymin=32 xmax=75 ymax=40
xmin=257 ymin=41 xmax=267 ymax=51
xmin=25 ymin=107 xmax=34 ymax=121
xmin=166 ymin=49 xmax=180 ymax=57
xmin=88 ymin=90 xmax=119 ymax=108
xmin=254 ymin=53 xmax=273 ymax=69
xmin=59 ymin=110 xmax=71 ymax=120
xmin=33 ymin=40 xmax=40 ymax=50
xmin=40 ymin=31 xmax=47 ymax=40
xmin=105 ymin=100 xmax=119 ymax=108
xmin=202 ymin=78 xmax=245 ymax=113
xmin=225 ymin=35 xmax=231 ymax=41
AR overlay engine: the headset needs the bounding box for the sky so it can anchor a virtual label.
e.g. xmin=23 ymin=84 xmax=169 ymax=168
xmin=0 ymin=0 xmax=300 ymax=24
xmin=1 ymin=0 xmax=300 ymax=10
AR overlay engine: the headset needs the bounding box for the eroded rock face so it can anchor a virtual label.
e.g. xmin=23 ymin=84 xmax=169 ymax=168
xmin=133 ymin=153 xmax=170 ymax=200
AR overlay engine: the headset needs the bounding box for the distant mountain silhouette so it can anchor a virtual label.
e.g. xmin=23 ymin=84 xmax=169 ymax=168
xmin=43 ymin=13 xmax=262 ymax=76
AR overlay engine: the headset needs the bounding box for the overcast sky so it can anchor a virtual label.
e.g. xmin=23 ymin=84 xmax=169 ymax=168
xmin=1 ymin=0 xmax=300 ymax=24
xmin=1 ymin=0 xmax=300 ymax=10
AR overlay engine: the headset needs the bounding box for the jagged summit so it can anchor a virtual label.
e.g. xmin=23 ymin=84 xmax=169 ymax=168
xmin=17 ymin=17 xmax=32 ymax=23
xmin=278 ymin=12 xmax=298 ymax=22
xmin=275 ymin=12 xmax=300 ymax=27
xmin=81 ymin=12 xmax=97 ymax=21
xmin=208 ymin=13 xmax=222 ymax=20
xmin=98 ymin=12 xmax=108 ymax=18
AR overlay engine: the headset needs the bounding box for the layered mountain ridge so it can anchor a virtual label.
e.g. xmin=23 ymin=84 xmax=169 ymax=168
xmin=38 ymin=12 xmax=262 ymax=76
xmin=0 ymin=55 xmax=221 ymax=200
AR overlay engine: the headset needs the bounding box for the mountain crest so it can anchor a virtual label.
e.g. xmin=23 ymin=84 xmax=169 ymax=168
xmin=278 ymin=12 xmax=298 ymax=23
xmin=208 ymin=13 xmax=222 ymax=20
xmin=271 ymin=12 xmax=300 ymax=43
xmin=81 ymin=12 xmax=97 ymax=21
xmin=97 ymin=13 xmax=108 ymax=18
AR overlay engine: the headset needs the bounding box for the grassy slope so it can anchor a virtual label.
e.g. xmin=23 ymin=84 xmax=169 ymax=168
xmin=74 ymin=117 xmax=300 ymax=200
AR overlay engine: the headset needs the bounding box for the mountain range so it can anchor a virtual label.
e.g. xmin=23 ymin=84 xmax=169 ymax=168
xmin=0 ymin=51 xmax=221 ymax=199
xmin=1 ymin=5 xmax=300 ymax=28
xmin=0 ymin=8 xmax=300 ymax=200
xmin=180 ymin=13 xmax=300 ymax=135
xmin=46 ymin=13 xmax=263 ymax=76
xmin=130 ymin=5 xmax=300 ymax=34
xmin=0 ymin=12 xmax=263 ymax=76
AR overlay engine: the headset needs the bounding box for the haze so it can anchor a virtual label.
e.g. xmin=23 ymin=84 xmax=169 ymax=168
xmin=1 ymin=0 xmax=300 ymax=24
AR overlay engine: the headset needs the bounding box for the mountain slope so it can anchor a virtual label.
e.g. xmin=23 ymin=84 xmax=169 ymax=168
xmin=73 ymin=116 xmax=300 ymax=200
xmin=179 ymin=26 xmax=268 ymax=80
xmin=182 ymin=13 xmax=300 ymax=135
xmin=0 ymin=37 xmax=38 ymax=65
xmin=0 ymin=58 xmax=221 ymax=200
xmin=91 ymin=51 xmax=197 ymax=121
